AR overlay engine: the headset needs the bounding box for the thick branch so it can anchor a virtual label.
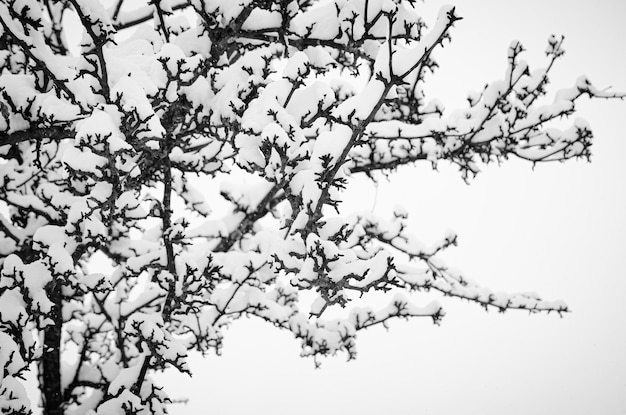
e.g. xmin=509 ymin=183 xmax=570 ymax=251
xmin=214 ymin=185 xmax=283 ymax=252
xmin=0 ymin=125 xmax=74 ymax=146
xmin=41 ymin=282 xmax=63 ymax=415
xmin=113 ymin=1 xmax=190 ymax=31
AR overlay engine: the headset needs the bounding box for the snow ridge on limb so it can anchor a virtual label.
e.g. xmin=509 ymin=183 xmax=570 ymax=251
xmin=350 ymin=35 xmax=626 ymax=180
xmin=356 ymin=211 xmax=568 ymax=314
xmin=0 ymin=1 xmax=622 ymax=413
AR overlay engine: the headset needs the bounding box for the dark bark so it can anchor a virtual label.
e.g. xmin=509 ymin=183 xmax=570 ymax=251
xmin=41 ymin=282 xmax=63 ymax=415
xmin=0 ymin=125 xmax=73 ymax=146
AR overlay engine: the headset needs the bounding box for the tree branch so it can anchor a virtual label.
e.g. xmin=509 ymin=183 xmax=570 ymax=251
xmin=0 ymin=125 xmax=74 ymax=146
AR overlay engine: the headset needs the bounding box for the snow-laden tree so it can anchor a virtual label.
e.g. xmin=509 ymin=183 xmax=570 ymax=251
xmin=0 ymin=0 xmax=623 ymax=413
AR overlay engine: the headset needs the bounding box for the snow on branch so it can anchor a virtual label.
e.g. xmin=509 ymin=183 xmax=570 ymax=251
xmin=0 ymin=1 xmax=621 ymax=413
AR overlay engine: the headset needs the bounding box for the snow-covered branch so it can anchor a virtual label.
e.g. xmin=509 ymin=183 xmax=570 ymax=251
xmin=0 ymin=1 xmax=621 ymax=413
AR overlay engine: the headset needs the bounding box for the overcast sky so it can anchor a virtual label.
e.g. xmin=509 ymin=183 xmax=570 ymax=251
xmin=157 ymin=1 xmax=626 ymax=414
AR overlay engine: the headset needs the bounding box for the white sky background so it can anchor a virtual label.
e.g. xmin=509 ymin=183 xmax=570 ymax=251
xmin=157 ymin=1 xmax=626 ymax=414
